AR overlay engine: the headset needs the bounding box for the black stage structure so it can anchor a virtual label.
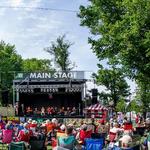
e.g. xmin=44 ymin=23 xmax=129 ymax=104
xmin=13 ymin=71 xmax=86 ymax=116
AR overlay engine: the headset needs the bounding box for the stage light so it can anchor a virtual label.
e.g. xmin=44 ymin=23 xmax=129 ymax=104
xmin=48 ymin=93 xmax=53 ymax=99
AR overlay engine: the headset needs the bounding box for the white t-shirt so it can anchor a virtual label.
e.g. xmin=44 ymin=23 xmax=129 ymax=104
xmin=110 ymin=127 xmax=124 ymax=133
xmin=119 ymin=135 xmax=132 ymax=144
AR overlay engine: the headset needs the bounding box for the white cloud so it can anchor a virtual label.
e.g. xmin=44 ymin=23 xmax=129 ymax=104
xmin=10 ymin=0 xmax=23 ymax=7
xmin=0 ymin=8 xmax=6 ymax=16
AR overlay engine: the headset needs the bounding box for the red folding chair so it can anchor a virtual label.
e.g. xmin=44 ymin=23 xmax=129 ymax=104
xmin=109 ymin=132 xmax=117 ymax=142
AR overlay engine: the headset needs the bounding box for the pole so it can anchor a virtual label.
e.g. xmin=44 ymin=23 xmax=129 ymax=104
xmin=12 ymin=72 xmax=16 ymax=107
xmin=84 ymin=82 xmax=87 ymax=118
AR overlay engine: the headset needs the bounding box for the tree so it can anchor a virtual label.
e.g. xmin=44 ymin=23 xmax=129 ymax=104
xmin=0 ymin=41 xmax=22 ymax=104
xmin=134 ymin=79 xmax=150 ymax=112
xmin=44 ymin=35 xmax=74 ymax=71
xmin=78 ymin=0 xmax=150 ymax=109
xmin=127 ymin=100 xmax=142 ymax=113
xmin=116 ymin=98 xmax=126 ymax=113
xmin=79 ymin=0 xmax=150 ymax=78
xmin=94 ymin=65 xmax=130 ymax=107
xmin=98 ymin=92 xmax=110 ymax=105
xmin=22 ymin=58 xmax=54 ymax=72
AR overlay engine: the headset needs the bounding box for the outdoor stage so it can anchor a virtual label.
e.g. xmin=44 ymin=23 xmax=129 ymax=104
xmin=13 ymin=71 xmax=86 ymax=116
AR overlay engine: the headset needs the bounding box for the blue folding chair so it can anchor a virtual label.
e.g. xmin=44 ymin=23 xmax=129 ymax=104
xmin=113 ymin=145 xmax=140 ymax=150
xmin=84 ymin=138 xmax=104 ymax=150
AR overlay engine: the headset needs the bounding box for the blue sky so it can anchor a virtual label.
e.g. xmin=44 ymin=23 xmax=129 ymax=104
xmin=0 ymin=0 xmax=98 ymax=72
xmin=0 ymin=0 xmax=136 ymax=93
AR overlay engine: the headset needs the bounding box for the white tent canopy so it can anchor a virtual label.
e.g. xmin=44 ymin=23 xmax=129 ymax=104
xmin=86 ymin=103 xmax=108 ymax=111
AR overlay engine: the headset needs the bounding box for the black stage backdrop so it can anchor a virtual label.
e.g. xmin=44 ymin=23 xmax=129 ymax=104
xmin=20 ymin=92 xmax=81 ymax=109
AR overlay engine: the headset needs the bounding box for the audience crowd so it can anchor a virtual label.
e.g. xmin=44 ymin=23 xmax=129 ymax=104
xmin=0 ymin=113 xmax=150 ymax=150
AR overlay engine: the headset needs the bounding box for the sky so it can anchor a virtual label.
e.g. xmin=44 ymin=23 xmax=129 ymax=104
xmin=0 ymin=0 xmax=136 ymax=93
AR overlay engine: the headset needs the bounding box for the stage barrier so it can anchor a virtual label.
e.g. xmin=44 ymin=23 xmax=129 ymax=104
xmin=0 ymin=116 xmax=101 ymax=126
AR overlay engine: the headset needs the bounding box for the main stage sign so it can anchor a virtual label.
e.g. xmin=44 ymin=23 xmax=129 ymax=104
xmin=15 ymin=71 xmax=85 ymax=81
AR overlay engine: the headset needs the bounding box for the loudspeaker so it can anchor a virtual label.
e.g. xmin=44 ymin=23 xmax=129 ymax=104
xmin=1 ymin=90 xmax=9 ymax=104
xmin=91 ymin=89 xmax=98 ymax=104
xmin=92 ymin=89 xmax=98 ymax=97
xmin=92 ymin=97 xmax=97 ymax=104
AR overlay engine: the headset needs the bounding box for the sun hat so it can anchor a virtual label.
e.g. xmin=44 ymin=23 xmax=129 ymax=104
xmin=46 ymin=119 xmax=50 ymax=124
xmin=23 ymin=123 xmax=28 ymax=128
xmin=52 ymin=118 xmax=57 ymax=123
xmin=60 ymin=124 xmax=66 ymax=131
xmin=32 ymin=120 xmax=37 ymax=124
xmin=28 ymin=119 xmax=32 ymax=123
xmin=81 ymin=124 xmax=87 ymax=130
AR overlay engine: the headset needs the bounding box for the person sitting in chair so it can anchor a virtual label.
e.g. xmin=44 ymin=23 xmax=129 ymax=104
xmin=41 ymin=107 xmax=45 ymax=116
xmin=55 ymin=126 xmax=77 ymax=150
xmin=17 ymin=123 xmax=33 ymax=148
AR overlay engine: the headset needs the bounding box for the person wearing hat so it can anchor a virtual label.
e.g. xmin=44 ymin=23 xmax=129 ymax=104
xmin=52 ymin=118 xmax=58 ymax=128
xmin=17 ymin=123 xmax=33 ymax=143
xmin=78 ymin=124 xmax=92 ymax=144
xmin=45 ymin=119 xmax=56 ymax=135
xmin=27 ymin=119 xmax=32 ymax=129
xmin=56 ymin=124 xmax=66 ymax=138
xmin=30 ymin=120 xmax=37 ymax=133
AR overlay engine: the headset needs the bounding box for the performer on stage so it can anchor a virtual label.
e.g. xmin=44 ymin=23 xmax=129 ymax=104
xmin=41 ymin=107 xmax=45 ymax=116
xmin=26 ymin=106 xmax=32 ymax=116
xmin=21 ymin=103 xmax=24 ymax=115
xmin=71 ymin=107 xmax=77 ymax=116
xmin=14 ymin=102 xmax=19 ymax=116
xmin=66 ymin=107 xmax=71 ymax=116
xmin=53 ymin=107 xmax=58 ymax=115
xmin=33 ymin=107 xmax=38 ymax=116
xmin=59 ymin=107 xmax=65 ymax=116
xmin=47 ymin=106 xmax=53 ymax=115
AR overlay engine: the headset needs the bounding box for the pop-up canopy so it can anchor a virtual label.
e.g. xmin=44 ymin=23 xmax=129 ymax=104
xmin=87 ymin=103 xmax=108 ymax=111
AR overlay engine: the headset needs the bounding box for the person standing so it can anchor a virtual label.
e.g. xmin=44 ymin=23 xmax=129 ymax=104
xmin=14 ymin=102 xmax=19 ymax=116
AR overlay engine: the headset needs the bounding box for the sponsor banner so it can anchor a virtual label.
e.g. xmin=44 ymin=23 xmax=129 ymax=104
xmin=7 ymin=116 xmax=19 ymax=123
xmin=20 ymin=117 xmax=25 ymax=123
xmin=1 ymin=116 xmax=7 ymax=121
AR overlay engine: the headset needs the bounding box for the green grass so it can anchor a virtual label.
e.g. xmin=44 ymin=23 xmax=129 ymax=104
xmin=47 ymin=145 xmax=52 ymax=150
xmin=0 ymin=144 xmax=8 ymax=150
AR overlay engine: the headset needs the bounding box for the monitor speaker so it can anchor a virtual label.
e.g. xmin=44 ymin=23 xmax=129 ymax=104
xmin=92 ymin=97 xmax=97 ymax=104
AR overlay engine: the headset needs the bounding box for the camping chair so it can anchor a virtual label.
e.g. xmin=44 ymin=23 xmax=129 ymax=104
xmin=0 ymin=129 xmax=13 ymax=150
xmin=113 ymin=145 xmax=140 ymax=150
xmin=51 ymin=138 xmax=57 ymax=149
xmin=2 ymin=130 xmax=13 ymax=144
xmin=8 ymin=142 xmax=25 ymax=150
xmin=84 ymin=138 xmax=104 ymax=150
xmin=109 ymin=132 xmax=117 ymax=142
xmin=29 ymin=138 xmax=46 ymax=150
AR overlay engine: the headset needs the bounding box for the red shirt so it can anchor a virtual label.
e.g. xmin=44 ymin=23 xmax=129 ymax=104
xmin=18 ymin=129 xmax=33 ymax=143
xmin=30 ymin=123 xmax=37 ymax=128
xmin=79 ymin=130 xmax=92 ymax=144
xmin=45 ymin=123 xmax=56 ymax=133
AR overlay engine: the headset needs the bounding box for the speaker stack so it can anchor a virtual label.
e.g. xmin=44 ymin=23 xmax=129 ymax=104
xmin=1 ymin=90 xmax=9 ymax=105
xmin=91 ymin=88 xmax=98 ymax=104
